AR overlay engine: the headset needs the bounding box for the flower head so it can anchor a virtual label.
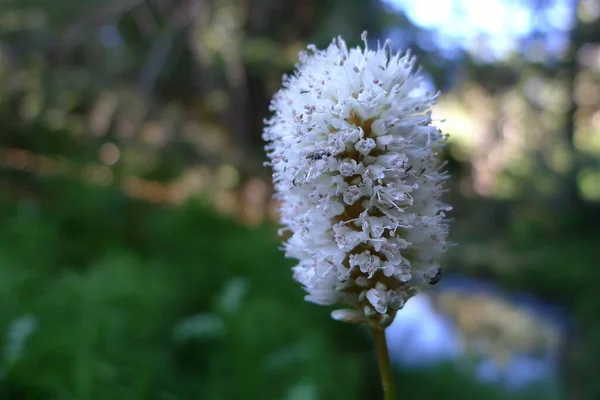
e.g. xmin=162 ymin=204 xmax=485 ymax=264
xmin=263 ymin=33 xmax=451 ymax=327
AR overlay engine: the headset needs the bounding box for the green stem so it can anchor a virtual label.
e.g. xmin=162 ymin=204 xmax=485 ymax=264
xmin=372 ymin=327 xmax=396 ymax=400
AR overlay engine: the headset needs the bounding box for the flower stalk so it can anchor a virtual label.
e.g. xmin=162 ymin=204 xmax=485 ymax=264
xmin=372 ymin=327 xmax=396 ymax=400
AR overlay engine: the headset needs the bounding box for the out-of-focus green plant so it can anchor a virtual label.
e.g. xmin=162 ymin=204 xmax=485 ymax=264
xmin=0 ymin=178 xmax=551 ymax=399
xmin=0 ymin=179 xmax=366 ymax=399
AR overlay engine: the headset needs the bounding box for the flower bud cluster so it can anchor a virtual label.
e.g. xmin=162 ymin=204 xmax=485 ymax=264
xmin=264 ymin=33 xmax=451 ymax=327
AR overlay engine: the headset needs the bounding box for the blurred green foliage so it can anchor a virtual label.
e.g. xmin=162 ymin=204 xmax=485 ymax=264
xmin=0 ymin=178 xmax=563 ymax=400
xmin=0 ymin=178 xmax=365 ymax=399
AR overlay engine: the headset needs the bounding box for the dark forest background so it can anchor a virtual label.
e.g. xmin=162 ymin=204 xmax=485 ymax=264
xmin=1 ymin=0 xmax=600 ymax=399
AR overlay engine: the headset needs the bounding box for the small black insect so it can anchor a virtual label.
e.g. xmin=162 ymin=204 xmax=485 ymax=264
xmin=306 ymin=149 xmax=332 ymax=161
xmin=427 ymin=268 xmax=443 ymax=285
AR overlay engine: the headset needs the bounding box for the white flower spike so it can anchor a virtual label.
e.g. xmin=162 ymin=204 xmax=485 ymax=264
xmin=263 ymin=32 xmax=451 ymax=327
